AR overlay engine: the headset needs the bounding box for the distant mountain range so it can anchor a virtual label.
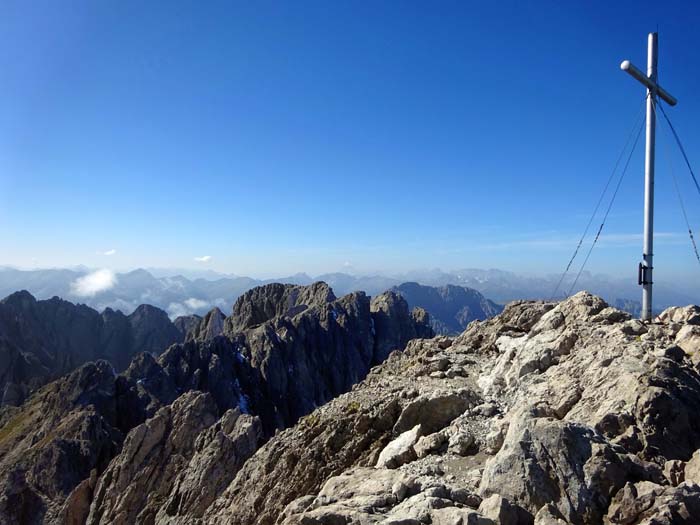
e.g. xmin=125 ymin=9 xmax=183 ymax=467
xmin=0 ymin=266 xmax=697 ymax=319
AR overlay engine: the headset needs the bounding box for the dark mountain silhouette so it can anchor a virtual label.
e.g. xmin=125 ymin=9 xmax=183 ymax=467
xmin=391 ymin=282 xmax=502 ymax=334
xmin=0 ymin=291 xmax=182 ymax=406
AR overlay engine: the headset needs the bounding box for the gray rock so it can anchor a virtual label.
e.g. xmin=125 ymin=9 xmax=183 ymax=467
xmin=477 ymin=494 xmax=518 ymax=525
xmin=414 ymin=432 xmax=448 ymax=459
xmin=86 ymin=391 xmax=219 ymax=524
xmin=479 ymin=412 xmax=633 ymax=522
xmin=371 ymin=291 xmax=434 ymax=364
xmin=376 ymin=425 xmax=423 ymax=469
xmin=657 ymin=305 xmax=700 ymax=325
xmin=394 ymin=393 xmax=472 ymax=434
xmin=685 ymin=449 xmax=700 ymax=485
xmin=448 ymin=430 xmax=475 ymax=456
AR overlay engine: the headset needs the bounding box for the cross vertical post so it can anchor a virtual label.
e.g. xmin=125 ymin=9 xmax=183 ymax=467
xmin=642 ymin=33 xmax=657 ymax=323
xmin=621 ymin=32 xmax=677 ymax=322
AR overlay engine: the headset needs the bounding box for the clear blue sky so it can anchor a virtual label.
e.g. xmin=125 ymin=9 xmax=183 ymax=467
xmin=1 ymin=0 xmax=700 ymax=279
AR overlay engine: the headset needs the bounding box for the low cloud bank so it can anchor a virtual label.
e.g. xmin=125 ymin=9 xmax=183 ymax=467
xmin=70 ymin=269 xmax=117 ymax=297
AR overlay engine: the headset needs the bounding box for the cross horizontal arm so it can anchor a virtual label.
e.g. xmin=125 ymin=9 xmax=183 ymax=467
xmin=621 ymin=60 xmax=678 ymax=106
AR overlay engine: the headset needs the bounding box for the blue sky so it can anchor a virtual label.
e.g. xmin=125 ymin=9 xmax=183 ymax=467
xmin=1 ymin=1 xmax=700 ymax=279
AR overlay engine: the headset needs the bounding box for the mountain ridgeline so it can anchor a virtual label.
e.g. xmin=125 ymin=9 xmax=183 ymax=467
xmin=0 ymin=281 xmax=492 ymax=409
xmin=3 ymin=266 xmax=696 ymax=320
xmin=0 ymin=291 xmax=182 ymax=406
xmin=0 ymin=281 xmax=434 ymax=523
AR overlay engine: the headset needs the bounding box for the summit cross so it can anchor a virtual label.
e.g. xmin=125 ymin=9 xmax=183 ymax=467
xmin=620 ymin=32 xmax=677 ymax=322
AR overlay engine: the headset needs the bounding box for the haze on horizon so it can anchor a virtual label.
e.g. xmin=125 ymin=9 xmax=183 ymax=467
xmin=2 ymin=1 xmax=700 ymax=285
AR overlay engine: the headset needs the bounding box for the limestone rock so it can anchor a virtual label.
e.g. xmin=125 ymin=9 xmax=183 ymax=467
xmin=414 ymin=432 xmax=448 ymax=458
xmin=448 ymin=430 xmax=475 ymax=456
xmin=675 ymin=325 xmax=700 ymax=358
xmin=394 ymin=393 xmax=473 ymax=434
xmin=391 ymin=282 xmax=502 ymax=335
xmin=156 ymin=406 xmax=262 ymax=521
xmin=479 ymin=411 xmax=635 ymax=522
xmin=371 ymin=291 xmax=434 ymax=364
xmin=5 ymin=290 xmax=700 ymax=525
xmin=606 ymin=481 xmax=700 ymax=524
xmin=0 ymin=361 xmax=123 ymax=524
xmin=685 ymin=449 xmax=700 ymax=485
xmin=477 ymin=494 xmax=518 ymax=525
xmin=376 ymin=424 xmax=423 ymax=469
xmin=657 ymin=305 xmax=700 ymax=325
xmin=86 ymin=391 xmax=219 ymax=524
xmin=173 ymin=314 xmax=202 ymax=340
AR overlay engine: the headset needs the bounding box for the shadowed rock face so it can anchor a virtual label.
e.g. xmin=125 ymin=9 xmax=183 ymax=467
xmin=173 ymin=313 xmax=202 ymax=339
xmin=392 ymin=282 xmax=503 ymax=335
xmin=0 ymin=291 xmax=183 ymax=407
xmin=0 ymin=281 xmax=433 ymax=524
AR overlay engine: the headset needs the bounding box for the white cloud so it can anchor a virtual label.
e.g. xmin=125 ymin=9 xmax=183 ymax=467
xmin=184 ymin=297 xmax=208 ymax=309
xmin=343 ymin=261 xmax=353 ymax=268
xmin=194 ymin=255 xmax=212 ymax=263
xmin=167 ymin=302 xmax=190 ymax=319
xmin=70 ymin=269 xmax=117 ymax=297
xmin=167 ymin=298 xmax=210 ymax=319
xmin=103 ymin=249 xmax=117 ymax=256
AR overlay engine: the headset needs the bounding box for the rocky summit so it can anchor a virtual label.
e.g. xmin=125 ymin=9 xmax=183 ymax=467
xmin=2 ymin=289 xmax=700 ymax=524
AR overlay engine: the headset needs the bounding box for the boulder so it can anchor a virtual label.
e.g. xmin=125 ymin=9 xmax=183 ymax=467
xmin=675 ymin=325 xmax=700 ymax=358
xmin=477 ymin=494 xmax=518 ymax=525
xmin=685 ymin=449 xmax=700 ymax=485
xmin=414 ymin=432 xmax=448 ymax=459
xmin=480 ymin=413 xmax=632 ymax=523
xmin=394 ymin=394 xmax=472 ymax=434
xmin=657 ymin=305 xmax=700 ymax=325
xmin=376 ymin=425 xmax=423 ymax=469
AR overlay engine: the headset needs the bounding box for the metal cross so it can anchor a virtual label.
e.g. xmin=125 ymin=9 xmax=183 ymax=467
xmin=620 ymin=32 xmax=677 ymax=322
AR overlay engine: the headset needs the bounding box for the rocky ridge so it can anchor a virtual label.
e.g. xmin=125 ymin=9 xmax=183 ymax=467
xmin=203 ymin=292 xmax=700 ymax=524
xmin=4 ymin=288 xmax=699 ymax=524
xmin=0 ymin=291 xmax=183 ymax=407
xmin=0 ymin=282 xmax=432 ymax=524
